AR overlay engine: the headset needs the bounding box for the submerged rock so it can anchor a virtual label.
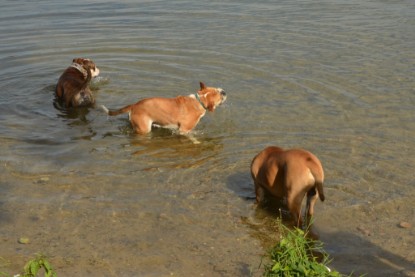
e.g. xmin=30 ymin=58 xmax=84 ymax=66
xmin=398 ymin=221 xmax=411 ymax=229
xmin=18 ymin=237 xmax=30 ymax=244
xmin=356 ymin=226 xmax=371 ymax=236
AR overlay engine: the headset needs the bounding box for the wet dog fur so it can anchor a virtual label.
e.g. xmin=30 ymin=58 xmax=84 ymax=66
xmin=101 ymin=82 xmax=226 ymax=140
xmin=55 ymin=58 xmax=100 ymax=108
xmin=251 ymin=146 xmax=325 ymax=228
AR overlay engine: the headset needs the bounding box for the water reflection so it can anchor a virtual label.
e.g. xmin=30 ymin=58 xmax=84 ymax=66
xmin=129 ymin=130 xmax=224 ymax=170
xmin=0 ymin=0 xmax=414 ymax=275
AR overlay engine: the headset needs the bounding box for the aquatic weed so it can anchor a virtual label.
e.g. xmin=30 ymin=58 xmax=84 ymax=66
xmin=21 ymin=255 xmax=56 ymax=277
xmin=0 ymin=255 xmax=56 ymax=277
xmin=262 ymin=220 xmax=342 ymax=277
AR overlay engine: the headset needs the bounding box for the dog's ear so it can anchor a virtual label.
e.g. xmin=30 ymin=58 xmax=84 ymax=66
xmin=199 ymin=82 xmax=206 ymax=90
xmin=72 ymin=58 xmax=83 ymax=64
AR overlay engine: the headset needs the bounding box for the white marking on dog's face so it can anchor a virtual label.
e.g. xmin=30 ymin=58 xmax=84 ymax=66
xmin=90 ymin=67 xmax=100 ymax=78
xmin=208 ymin=88 xmax=227 ymax=109
xmin=217 ymin=88 xmax=226 ymax=103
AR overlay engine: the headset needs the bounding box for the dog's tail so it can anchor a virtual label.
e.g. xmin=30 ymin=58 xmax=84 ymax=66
xmin=310 ymin=163 xmax=325 ymax=202
xmin=101 ymin=104 xmax=133 ymax=116
xmin=316 ymin=179 xmax=325 ymax=202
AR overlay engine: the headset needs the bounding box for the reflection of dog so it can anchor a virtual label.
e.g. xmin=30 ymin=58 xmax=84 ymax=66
xmin=55 ymin=58 xmax=100 ymax=107
xmin=251 ymin=146 xmax=325 ymax=227
xmin=102 ymin=82 xmax=226 ymax=136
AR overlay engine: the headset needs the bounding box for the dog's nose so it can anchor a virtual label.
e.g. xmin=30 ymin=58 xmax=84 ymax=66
xmin=221 ymin=90 xmax=226 ymax=96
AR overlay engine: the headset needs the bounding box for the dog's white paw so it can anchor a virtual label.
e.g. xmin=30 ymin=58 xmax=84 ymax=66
xmin=187 ymin=134 xmax=201 ymax=144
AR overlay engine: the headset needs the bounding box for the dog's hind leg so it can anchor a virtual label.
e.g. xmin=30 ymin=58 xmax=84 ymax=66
xmin=253 ymin=181 xmax=265 ymax=204
xmin=132 ymin=116 xmax=153 ymax=135
xmin=287 ymin=191 xmax=306 ymax=228
xmin=305 ymin=188 xmax=320 ymax=239
xmin=305 ymin=188 xmax=318 ymax=227
xmin=306 ymin=189 xmax=318 ymax=219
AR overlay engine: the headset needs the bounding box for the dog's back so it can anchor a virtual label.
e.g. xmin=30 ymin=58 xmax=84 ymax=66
xmin=251 ymin=147 xmax=324 ymax=198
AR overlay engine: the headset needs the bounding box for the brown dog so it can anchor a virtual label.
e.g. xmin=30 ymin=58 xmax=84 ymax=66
xmin=251 ymin=146 xmax=325 ymax=228
xmin=101 ymin=82 xmax=226 ymax=138
xmin=55 ymin=58 xmax=100 ymax=107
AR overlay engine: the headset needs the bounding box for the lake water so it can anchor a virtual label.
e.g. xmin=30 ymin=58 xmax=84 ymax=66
xmin=0 ymin=0 xmax=414 ymax=276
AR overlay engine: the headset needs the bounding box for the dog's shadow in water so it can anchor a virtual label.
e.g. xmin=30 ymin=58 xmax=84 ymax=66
xmin=52 ymin=99 xmax=99 ymax=141
xmin=226 ymin=171 xmax=256 ymax=200
xmin=53 ymin=100 xmax=90 ymax=122
xmin=226 ymin=171 xmax=289 ymax=216
xmin=120 ymin=128 xmax=225 ymax=170
xmin=226 ymin=171 xmax=301 ymax=244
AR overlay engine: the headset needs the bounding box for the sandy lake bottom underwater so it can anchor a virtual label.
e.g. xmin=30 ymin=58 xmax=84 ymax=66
xmin=1 ymin=1 xmax=414 ymax=276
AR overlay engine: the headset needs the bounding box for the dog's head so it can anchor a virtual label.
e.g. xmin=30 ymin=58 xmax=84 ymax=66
xmin=72 ymin=58 xmax=100 ymax=78
xmin=198 ymin=81 xmax=227 ymax=112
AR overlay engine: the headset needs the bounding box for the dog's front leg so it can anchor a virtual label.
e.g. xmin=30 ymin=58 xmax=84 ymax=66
xmin=181 ymin=132 xmax=200 ymax=144
xmin=178 ymin=120 xmax=201 ymax=144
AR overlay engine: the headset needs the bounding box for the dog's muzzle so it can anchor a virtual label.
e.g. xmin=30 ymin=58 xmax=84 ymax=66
xmin=220 ymin=90 xmax=227 ymax=103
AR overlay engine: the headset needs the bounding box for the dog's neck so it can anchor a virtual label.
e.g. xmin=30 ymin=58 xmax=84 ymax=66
xmin=70 ymin=63 xmax=88 ymax=78
xmin=193 ymin=93 xmax=208 ymax=110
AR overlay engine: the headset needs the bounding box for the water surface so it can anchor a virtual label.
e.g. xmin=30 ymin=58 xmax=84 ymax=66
xmin=0 ymin=1 xmax=414 ymax=276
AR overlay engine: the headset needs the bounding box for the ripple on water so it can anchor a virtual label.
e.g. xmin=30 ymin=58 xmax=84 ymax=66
xmin=0 ymin=1 xmax=415 ymax=276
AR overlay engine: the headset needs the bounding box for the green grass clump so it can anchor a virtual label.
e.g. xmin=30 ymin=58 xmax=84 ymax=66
xmin=0 ymin=255 xmax=56 ymax=277
xmin=263 ymin=221 xmax=342 ymax=277
xmin=22 ymin=255 xmax=56 ymax=277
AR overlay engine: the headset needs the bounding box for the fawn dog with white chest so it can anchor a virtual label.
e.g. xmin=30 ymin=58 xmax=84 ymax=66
xmin=102 ymin=82 xmax=226 ymax=141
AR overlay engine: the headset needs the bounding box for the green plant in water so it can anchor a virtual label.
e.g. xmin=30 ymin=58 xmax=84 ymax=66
xmin=0 ymin=257 xmax=11 ymax=277
xmin=22 ymin=255 xmax=56 ymax=277
xmin=0 ymin=255 xmax=56 ymax=277
xmin=263 ymin=220 xmax=342 ymax=277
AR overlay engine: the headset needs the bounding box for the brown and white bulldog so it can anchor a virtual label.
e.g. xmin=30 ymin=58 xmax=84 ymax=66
xmin=251 ymin=146 xmax=325 ymax=228
xmin=101 ymin=82 xmax=226 ymax=139
xmin=55 ymin=58 xmax=100 ymax=108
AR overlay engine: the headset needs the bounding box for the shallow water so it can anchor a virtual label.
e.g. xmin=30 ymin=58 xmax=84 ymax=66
xmin=1 ymin=0 xmax=414 ymax=276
